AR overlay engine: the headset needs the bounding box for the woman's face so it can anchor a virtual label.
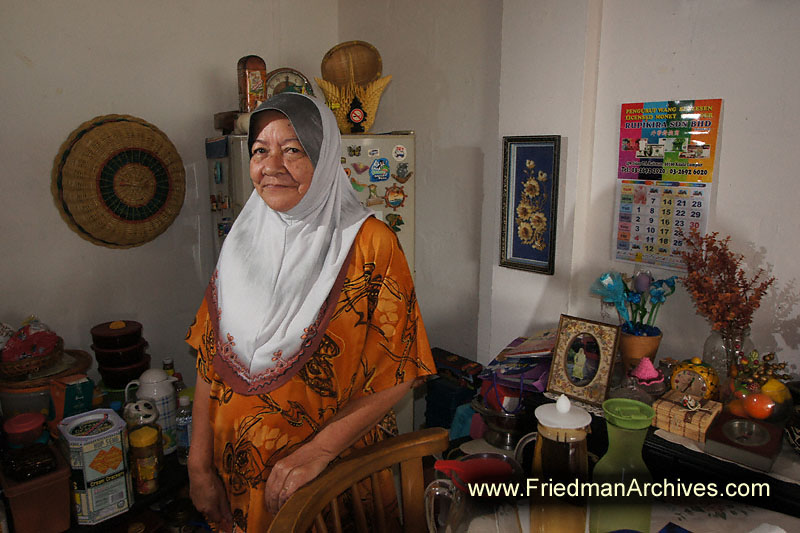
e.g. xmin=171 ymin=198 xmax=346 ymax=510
xmin=249 ymin=111 xmax=315 ymax=212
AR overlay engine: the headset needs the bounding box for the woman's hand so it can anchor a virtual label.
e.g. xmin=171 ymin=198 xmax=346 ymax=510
xmin=189 ymin=465 xmax=234 ymax=532
xmin=263 ymin=380 xmax=414 ymax=514
xmin=188 ymin=371 xmax=234 ymax=531
xmin=263 ymin=442 xmax=335 ymax=514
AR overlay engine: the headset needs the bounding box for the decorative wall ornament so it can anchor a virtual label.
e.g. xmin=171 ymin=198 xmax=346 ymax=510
xmin=500 ymin=135 xmax=560 ymax=274
xmin=51 ymin=114 xmax=185 ymax=248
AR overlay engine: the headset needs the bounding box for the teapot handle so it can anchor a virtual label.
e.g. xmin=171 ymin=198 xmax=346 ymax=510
xmin=124 ymin=380 xmax=140 ymax=404
xmin=424 ymin=478 xmax=455 ymax=533
xmin=514 ymin=431 xmax=538 ymax=466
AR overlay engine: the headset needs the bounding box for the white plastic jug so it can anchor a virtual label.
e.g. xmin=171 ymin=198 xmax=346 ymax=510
xmin=125 ymin=369 xmax=177 ymax=454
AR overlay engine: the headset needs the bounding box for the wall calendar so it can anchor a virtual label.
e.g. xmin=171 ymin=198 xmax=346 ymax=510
xmin=613 ymin=98 xmax=722 ymax=270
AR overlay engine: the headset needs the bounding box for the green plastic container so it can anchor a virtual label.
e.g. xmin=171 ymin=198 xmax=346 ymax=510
xmin=589 ymin=399 xmax=655 ymax=533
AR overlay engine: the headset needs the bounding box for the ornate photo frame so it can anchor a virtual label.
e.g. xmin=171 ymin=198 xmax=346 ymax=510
xmin=500 ymin=135 xmax=560 ymax=274
xmin=546 ymin=314 xmax=621 ymax=406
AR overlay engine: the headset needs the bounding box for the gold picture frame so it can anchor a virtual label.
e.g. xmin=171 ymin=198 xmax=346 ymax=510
xmin=546 ymin=314 xmax=621 ymax=406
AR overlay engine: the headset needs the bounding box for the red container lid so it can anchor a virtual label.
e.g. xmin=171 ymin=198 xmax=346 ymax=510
xmin=4 ymin=412 xmax=46 ymax=435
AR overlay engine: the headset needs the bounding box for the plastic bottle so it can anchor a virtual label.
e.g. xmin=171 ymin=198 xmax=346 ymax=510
xmin=589 ymin=398 xmax=655 ymax=533
xmin=175 ymin=396 xmax=192 ymax=466
xmin=162 ymin=358 xmax=175 ymax=376
xmin=173 ymin=372 xmax=187 ymax=402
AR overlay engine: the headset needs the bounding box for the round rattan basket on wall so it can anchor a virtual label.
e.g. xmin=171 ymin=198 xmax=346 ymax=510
xmin=51 ymin=114 xmax=185 ymax=248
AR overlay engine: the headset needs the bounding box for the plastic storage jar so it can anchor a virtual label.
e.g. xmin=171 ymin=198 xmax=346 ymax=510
xmin=128 ymin=423 xmax=162 ymax=495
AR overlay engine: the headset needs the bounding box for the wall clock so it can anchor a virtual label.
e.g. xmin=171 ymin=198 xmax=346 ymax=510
xmin=264 ymin=67 xmax=314 ymax=99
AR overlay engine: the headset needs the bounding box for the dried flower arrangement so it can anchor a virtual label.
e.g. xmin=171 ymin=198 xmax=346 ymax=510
xmin=680 ymin=228 xmax=775 ymax=332
xmin=515 ymin=159 xmax=550 ymax=251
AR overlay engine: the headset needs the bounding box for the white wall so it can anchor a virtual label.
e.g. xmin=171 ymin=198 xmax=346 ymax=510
xmin=482 ymin=0 xmax=593 ymax=359
xmin=489 ymin=0 xmax=800 ymax=372
xmin=0 ymin=0 xmax=338 ymax=383
xmin=337 ymin=0 xmax=502 ymax=360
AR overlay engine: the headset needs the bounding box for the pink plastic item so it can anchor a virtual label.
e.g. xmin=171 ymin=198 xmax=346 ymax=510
xmin=630 ymin=357 xmax=664 ymax=385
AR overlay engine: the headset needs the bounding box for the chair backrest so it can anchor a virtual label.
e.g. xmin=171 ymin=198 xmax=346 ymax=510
xmin=268 ymin=427 xmax=449 ymax=533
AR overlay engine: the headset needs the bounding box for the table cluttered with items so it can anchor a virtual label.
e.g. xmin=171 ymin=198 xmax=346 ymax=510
xmin=0 ymin=318 xmax=200 ymax=532
xmin=426 ymin=318 xmax=800 ymax=532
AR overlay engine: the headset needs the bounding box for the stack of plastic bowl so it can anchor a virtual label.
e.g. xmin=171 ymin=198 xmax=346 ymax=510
xmin=90 ymin=320 xmax=150 ymax=390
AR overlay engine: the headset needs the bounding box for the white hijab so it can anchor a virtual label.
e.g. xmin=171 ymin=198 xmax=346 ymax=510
xmin=210 ymin=93 xmax=372 ymax=394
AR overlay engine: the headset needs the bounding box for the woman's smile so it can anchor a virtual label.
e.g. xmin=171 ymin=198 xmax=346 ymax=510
xmin=249 ymin=110 xmax=314 ymax=212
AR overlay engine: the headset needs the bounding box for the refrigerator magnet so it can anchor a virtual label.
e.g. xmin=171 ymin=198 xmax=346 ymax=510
xmin=384 ymin=184 xmax=407 ymax=210
xmin=349 ymin=176 xmax=368 ymax=193
xmin=369 ymin=158 xmax=391 ymax=182
xmin=392 ymin=163 xmax=413 ymax=183
xmin=392 ymin=145 xmax=407 ymax=161
xmin=351 ymin=162 xmax=369 ymax=174
xmin=366 ymin=184 xmax=383 ymax=206
xmin=385 ymin=213 xmax=404 ymax=232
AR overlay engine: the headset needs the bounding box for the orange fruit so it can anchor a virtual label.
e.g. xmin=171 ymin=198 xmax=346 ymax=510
xmin=761 ymin=379 xmax=791 ymax=403
xmin=743 ymin=393 xmax=775 ymax=420
xmin=727 ymin=399 xmax=748 ymax=418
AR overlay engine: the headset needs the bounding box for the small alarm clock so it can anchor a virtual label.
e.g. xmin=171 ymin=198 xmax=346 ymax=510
xmin=670 ymin=357 xmax=719 ymax=400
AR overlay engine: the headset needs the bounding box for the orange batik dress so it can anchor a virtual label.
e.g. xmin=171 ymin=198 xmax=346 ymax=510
xmin=186 ymin=218 xmax=436 ymax=531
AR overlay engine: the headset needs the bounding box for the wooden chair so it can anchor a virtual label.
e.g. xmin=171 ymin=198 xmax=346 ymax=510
xmin=267 ymin=427 xmax=449 ymax=533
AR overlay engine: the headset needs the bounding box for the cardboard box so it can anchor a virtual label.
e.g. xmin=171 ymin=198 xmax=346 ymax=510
xmin=0 ymin=445 xmax=70 ymax=533
xmin=58 ymin=409 xmax=133 ymax=525
xmin=652 ymin=389 xmax=722 ymax=442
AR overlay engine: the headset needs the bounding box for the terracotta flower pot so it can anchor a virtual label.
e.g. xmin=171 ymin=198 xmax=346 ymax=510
xmin=618 ymin=332 xmax=662 ymax=372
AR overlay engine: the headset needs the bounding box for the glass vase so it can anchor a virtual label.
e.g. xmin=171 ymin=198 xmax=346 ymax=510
xmin=702 ymin=327 xmax=754 ymax=401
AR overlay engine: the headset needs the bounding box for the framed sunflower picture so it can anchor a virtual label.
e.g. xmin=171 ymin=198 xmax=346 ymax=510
xmin=500 ymin=135 xmax=560 ymax=274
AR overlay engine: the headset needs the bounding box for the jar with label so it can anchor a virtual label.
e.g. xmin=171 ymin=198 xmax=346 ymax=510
xmin=128 ymin=423 xmax=162 ymax=495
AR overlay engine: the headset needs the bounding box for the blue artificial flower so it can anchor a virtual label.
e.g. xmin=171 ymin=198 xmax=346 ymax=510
xmin=627 ymin=292 xmax=642 ymax=304
xmin=591 ymin=271 xmax=631 ymax=325
xmin=649 ymin=286 xmax=666 ymax=304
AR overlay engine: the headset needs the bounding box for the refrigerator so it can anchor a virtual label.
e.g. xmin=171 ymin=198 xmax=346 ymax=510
xmin=340 ymin=132 xmax=416 ymax=276
xmin=204 ymin=132 xmax=417 ymax=275
xmin=204 ymin=134 xmax=251 ymax=258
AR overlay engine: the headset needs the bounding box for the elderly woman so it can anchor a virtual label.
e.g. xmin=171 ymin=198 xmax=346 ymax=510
xmin=185 ymin=92 xmax=435 ymax=531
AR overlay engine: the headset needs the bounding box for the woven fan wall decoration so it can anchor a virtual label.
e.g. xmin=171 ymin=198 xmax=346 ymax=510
xmin=51 ymin=114 xmax=185 ymax=248
xmin=315 ymin=40 xmax=391 ymax=134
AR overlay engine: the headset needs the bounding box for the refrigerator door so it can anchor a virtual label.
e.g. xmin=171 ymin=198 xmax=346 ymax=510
xmin=205 ymin=134 xmax=252 ymax=257
xmin=341 ymin=133 xmax=416 ymax=275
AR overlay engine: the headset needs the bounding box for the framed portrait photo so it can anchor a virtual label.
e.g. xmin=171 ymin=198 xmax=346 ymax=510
xmin=500 ymin=135 xmax=560 ymax=274
xmin=546 ymin=314 xmax=621 ymax=407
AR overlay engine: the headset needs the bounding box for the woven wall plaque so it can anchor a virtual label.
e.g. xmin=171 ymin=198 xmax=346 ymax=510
xmin=52 ymin=114 xmax=185 ymax=248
